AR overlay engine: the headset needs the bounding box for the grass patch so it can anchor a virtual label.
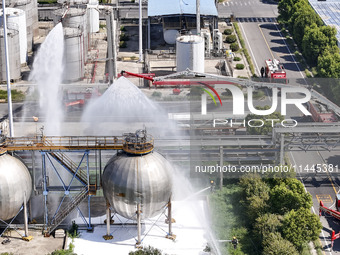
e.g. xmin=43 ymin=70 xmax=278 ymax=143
xmin=233 ymin=23 xmax=255 ymax=75
xmin=0 ymin=89 xmax=25 ymax=102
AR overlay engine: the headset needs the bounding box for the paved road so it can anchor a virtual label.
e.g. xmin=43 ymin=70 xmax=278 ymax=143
xmin=217 ymin=0 xmax=278 ymax=18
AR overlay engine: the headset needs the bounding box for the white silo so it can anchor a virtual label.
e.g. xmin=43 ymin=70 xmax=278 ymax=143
xmin=14 ymin=0 xmax=39 ymax=52
xmin=0 ymin=8 xmax=27 ymax=64
xmin=87 ymin=0 xmax=99 ymax=33
xmin=64 ymin=27 xmax=85 ymax=81
xmin=54 ymin=8 xmax=89 ymax=61
xmin=176 ymin=35 xmax=205 ymax=72
xmin=0 ymin=28 xmax=21 ymax=82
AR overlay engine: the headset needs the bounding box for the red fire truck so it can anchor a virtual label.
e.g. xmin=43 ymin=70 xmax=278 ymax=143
xmin=264 ymin=59 xmax=287 ymax=83
xmin=320 ymin=196 xmax=340 ymax=248
xmin=63 ymin=88 xmax=101 ymax=111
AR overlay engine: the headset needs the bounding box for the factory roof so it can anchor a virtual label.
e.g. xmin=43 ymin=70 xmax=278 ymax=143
xmin=309 ymin=0 xmax=340 ymax=42
xmin=148 ymin=0 xmax=218 ymax=17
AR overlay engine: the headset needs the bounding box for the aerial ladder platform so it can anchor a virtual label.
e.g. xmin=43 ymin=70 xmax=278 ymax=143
xmin=319 ymin=194 xmax=340 ymax=248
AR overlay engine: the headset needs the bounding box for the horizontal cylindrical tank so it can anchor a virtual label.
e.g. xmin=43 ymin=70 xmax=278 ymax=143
xmin=163 ymin=29 xmax=179 ymax=45
xmin=14 ymin=0 xmax=39 ymax=52
xmin=0 ymin=153 xmax=32 ymax=221
xmin=87 ymin=0 xmax=99 ymax=33
xmin=102 ymin=152 xmax=173 ymax=220
xmin=0 ymin=8 xmax=27 ymax=64
xmin=64 ymin=27 xmax=85 ymax=81
xmin=176 ymin=35 xmax=205 ymax=72
xmin=0 ymin=28 xmax=21 ymax=82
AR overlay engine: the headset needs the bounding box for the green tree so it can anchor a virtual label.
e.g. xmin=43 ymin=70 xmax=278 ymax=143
xmin=278 ymin=0 xmax=302 ymax=24
xmin=262 ymin=232 xmax=299 ymax=255
xmin=302 ymin=24 xmax=329 ymax=65
xmin=129 ymin=246 xmax=164 ymax=255
xmin=245 ymin=106 xmax=284 ymax=135
xmin=317 ymin=48 xmax=340 ymax=78
xmin=239 ymin=174 xmax=270 ymax=223
xmin=282 ymin=208 xmax=322 ymax=249
xmin=254 ymin=213 xmax=283 ymax=243
xmin=292 ymin=7 xmax=322 ymax=47
xmin=49 ymin=243 xmax=76 ymax=255
xmin=269 ymin=178 xmax=312 ymax=214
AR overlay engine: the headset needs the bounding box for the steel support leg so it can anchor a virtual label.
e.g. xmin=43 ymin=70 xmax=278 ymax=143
xmin=41 ymin=152 xmax=49 ymax=235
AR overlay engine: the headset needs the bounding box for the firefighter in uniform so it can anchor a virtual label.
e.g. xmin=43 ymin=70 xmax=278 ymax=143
xmin=231 ymin=236 xmax=238 ymax=249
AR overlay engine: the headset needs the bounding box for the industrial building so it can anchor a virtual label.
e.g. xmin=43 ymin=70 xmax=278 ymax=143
xmin=309 ymin=0 xmax=340 ymax=46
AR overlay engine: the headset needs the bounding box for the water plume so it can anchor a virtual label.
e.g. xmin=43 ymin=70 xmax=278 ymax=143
xmin=28 ymin=22 xmax=65 ymax=135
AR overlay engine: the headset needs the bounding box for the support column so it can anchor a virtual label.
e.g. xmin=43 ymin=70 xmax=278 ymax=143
xmin=23 ymin=192 xmax=29 ymax=237
xmin=165 ymin=198 xmax=176 ymax=240
xmin=147 ymin=18 xmax=151 ymax=50
xmin=136 ymin=203 xmax=142 ymax=247
xmin=280 ymin=134 xmax=284 ymax=165
xmin=86 ymin=151 xmax=93 ymax=232
xmin=103 ymin=201 xmax=113 ymax=240
xmin=219 ymin=146 xmax=223 ymax=189
xmin=42 ymin=152 xmax=49 ymax=235
xmin=138 ymin=0 xmax=143 ymax=62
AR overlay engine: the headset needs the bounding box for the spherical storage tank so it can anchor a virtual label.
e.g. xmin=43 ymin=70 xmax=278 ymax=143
xmin=0 ymin=153 xmax=32 ymax=221
xmin=64 ymin=27 xmax=85 ymax=81
xmin=176 ymin=35 xmax=204 ymax=72
xmin=102 ymin=151 xmax=173 ymax=220
xmin=0 ymin=8 xmax=27 ymax=65
xmin=0 ymin=28 xmax=21 ymax=82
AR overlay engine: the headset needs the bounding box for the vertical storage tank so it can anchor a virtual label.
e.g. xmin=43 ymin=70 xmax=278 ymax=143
xmin=0 ymin=28 xmax=21 ymax=82
xmin=0 ymin=8 xmax=27 ymax=64
xmin=176 ymin=35 xmax=205 ymax=72
xmin=54 ymin=8 xmax=88 ymax=62
xmin=0 ymin=153 xmax=32 ymax=221
xmin=64 ymin=27 xmax=85 ymax=81
xmin=88 ymin=0 xmax=99 ymax=33
xmin=14 ymin=0 xmax=39 ymax=52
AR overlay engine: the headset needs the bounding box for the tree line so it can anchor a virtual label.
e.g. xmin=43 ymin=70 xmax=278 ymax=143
xmin=278 ymin=0 xmax=340 ymax=103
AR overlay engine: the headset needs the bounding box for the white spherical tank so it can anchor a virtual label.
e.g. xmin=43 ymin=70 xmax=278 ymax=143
xmin=102 ymin=151 xmax=173 ymax=220
xmin=15 ymin=0 xmax=39 ymax=52
xmin=0 ymin=28 xmax=21 ymax=82
xmin=176 ymin=35 xmax=205 ymax=72
xmin=64 ymin=27 xmax=85 ymax=81
xmin=0 ymin=8 xmax=27 ymax=64
xmin=163 ymin=29 xmax=179 ymax=45
xmin=0 ymin=153 xmax=32 ymax=221
xmin=87 ymin=0 xmax=99 ymax=33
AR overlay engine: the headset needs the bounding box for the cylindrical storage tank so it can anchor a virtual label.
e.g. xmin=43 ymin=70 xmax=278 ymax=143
xmin=176 ymin=35 xmax=205 ymax=72
xmin=163 ymin=29 xmax=179 ymax=45
xmin=54 ymin=8 xmax=88 ymax=61
xmin=87 ymin=0 xmax=99 ymax=33
xmin=64 ymin=27 xmax=85 ymax=81
xmin=0 ymin=153 xmax=32 ymax=221
xmin=15 ymin=0 xmax=39 ymax=52
xmin=102 ymin=152 xmax=173 ymax=220
xmin=0 ymin=28 xmax=21 ymax=82
xmin=0 ymin=8 xmax=27 ymax=65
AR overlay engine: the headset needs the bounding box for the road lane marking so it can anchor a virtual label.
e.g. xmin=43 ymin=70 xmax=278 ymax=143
xmin=290 ymin=151 xmax=332 ymax=253
xmin=258 ymin=24 xmax=275 ymax=60
xmin=272 ymin=23 xmax=306 ymax=81
xmin=317 ymin=151 xmax=339 ymax=195
xmin=316 ymin=194 xmax=333 ymax=203
xmin=238 ymin=22 xmax=260 ymax=75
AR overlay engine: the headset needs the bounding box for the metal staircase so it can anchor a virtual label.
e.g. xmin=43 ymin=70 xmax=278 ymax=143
xmin=47 ymin=186 xmax=89 ymax=234
xmin=49 ymin=151 xmax=88 ymax=185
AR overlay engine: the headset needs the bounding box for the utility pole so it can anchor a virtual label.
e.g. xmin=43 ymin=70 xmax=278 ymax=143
xmin=1 ymin=0 xmax=14 ymax=137
xmin=196 ymin=0 xmax=200 ymax=35
xmin=138 ymin=0 xmax=143 ymax=62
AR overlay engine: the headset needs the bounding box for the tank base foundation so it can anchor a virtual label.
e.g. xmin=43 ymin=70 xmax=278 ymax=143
xmin=22 ymin=236 xmax=33 ymax=242
xmin=103 ymin=234 xmax=113 ymax=240
xmin=165 ymin=234 xmax=176 ymax=241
